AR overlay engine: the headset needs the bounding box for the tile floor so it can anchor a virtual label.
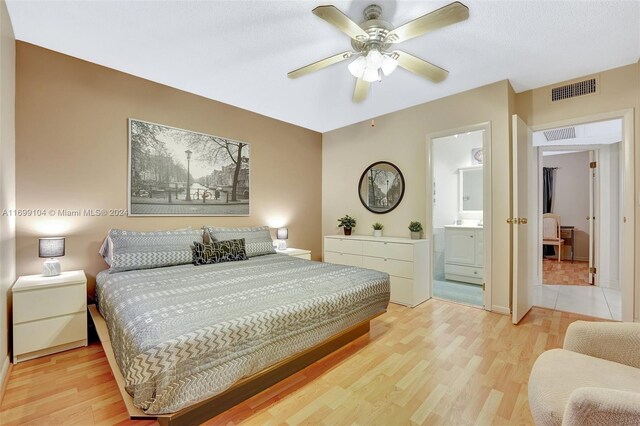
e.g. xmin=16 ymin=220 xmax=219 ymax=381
xmin=533 ymin=284 xmax=621 ymax=320
xmin=433 ymin=278 xmax=483 ymax=307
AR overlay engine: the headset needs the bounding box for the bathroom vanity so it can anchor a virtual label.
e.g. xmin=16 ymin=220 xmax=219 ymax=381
xmin=444 ymin=224 xmax=484 ymax=285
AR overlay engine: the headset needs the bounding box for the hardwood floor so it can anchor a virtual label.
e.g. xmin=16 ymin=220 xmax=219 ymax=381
xmin=1 ymin=299 xmax=600 ymax=425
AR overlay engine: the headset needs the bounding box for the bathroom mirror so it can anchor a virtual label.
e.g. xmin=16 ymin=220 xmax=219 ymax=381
xmin=358 ymin=161 xmax=405 ymax=214
xmin=459 ymin=166 xmax=483 ymax=212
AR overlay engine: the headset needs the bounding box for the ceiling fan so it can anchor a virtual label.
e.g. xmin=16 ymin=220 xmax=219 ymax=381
xmin=288 ymin=2 xmax=469 ymax=103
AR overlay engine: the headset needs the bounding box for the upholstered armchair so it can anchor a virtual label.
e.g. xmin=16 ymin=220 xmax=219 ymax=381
xmin=528 ymin=321 xmax=640 ymax=425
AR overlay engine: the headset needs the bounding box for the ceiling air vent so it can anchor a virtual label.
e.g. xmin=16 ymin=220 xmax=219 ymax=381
xmin=544 ymin=127 xmax=576 ymax=142
xmin=551 ymin=77 xmax=598 ymax=102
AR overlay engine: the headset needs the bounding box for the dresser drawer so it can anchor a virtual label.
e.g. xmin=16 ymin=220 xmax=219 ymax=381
xmin=14 ymin=312 xmax=86 ymax=356
xmin=13 ymin=283 xmax=86 ymax=324
xmin=362 ymin=256 xmax=413 ymax=279
xmin=324 ymin=251 xmax=363 ymax=267
xmin=389 ymin=276 xmax=414 ymax=306
xmin=324 ymin=238 xmax=363 ymax=255
xmin=362 ymin=241 xmax=413 ymax=261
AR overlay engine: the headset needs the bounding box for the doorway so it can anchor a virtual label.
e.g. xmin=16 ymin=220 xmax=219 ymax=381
xmin=534 ymin=119 xmax=623 ymax=320
xmin=511 ymin=113 xmax=632 ymax=323
xmin=430 ymin=128 xmax=488 ymax=308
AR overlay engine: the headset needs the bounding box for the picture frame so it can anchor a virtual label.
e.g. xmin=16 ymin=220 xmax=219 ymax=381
xmin=128 ymin=118 xmax=250 ymax=216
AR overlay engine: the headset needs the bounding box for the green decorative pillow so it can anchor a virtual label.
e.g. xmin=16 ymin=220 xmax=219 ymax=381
xmin=193 ymin=239 xmax=248 ymax=265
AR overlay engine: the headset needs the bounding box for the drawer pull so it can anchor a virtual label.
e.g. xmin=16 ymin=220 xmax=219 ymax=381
xmin=470 ymin=235 xmax=474 ymax=238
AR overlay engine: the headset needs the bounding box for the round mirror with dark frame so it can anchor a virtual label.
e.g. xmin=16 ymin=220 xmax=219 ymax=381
xmin=358 ymin=161 xmax=405 ymax=214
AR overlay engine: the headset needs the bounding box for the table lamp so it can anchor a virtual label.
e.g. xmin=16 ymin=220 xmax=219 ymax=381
xmin=39 ymin=237 xmax=65 ymax=276
xmin=276 ymin=228 xmax=288 ymax=250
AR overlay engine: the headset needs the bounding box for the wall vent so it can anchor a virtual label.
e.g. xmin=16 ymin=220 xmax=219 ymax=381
xmin=550 ymin=77 xmax=598 ymax=102
xmin=544 ymin=127 xmax=576 ymax=141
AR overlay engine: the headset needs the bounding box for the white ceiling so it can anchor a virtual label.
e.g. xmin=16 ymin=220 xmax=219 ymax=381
xmin=533 ymin=118 xmax=622 ymax=147
xmin=6 ymin=1 xmax=640 ymax=133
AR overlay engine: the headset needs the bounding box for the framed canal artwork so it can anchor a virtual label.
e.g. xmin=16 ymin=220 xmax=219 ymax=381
xmin=128 ymin=118 xmax=250 ymax=216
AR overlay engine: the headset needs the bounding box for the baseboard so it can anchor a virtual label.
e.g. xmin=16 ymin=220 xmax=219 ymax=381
xmin=491 ymin=305 xmax=510 ymax=315
xmin=598 ymin=279 xmax=620 ymax=290
xmin=0 ymin=355 xmax=11 ymax=404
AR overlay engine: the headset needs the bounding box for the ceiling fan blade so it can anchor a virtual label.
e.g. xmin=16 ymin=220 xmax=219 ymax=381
xmin=287 ymin=51 xmax=354 ymax=79
xmin=313 ymin=5 xmax=369 ymax=41
xmin=353 ymin=78 xmax=370 ymax=103
xmin=385 ymin=1 xmax=469 ymax=44
xmin=395 ymin=50 xmax=449 ymax=83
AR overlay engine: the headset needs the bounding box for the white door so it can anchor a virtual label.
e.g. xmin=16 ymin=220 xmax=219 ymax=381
xmin=475 ymin=230 xmax=484 ymax=267
xmin=588 ymin=151 xmax=598 ymax=285
xmin=512 ymin=115 xmax=538 ymax=324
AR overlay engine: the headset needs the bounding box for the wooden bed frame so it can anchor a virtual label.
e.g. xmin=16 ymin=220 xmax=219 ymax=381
xmin=88 ymin=305 xmax=379 ymax=425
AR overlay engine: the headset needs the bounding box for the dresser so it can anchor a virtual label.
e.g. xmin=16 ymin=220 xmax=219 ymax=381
xmin=12 ymin=270 xmax=88 ymax=363
xmin=323 ymin=235 xmax=430 ymax=307
xmin=444 ymin=226 xmax=483 ymax=284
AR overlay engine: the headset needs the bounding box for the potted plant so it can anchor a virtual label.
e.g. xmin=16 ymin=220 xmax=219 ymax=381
xmin=372 ymin=222 xmax=384 ymax=237
xmin=408 ymin=221 xmax=423 ymax=239
xmin=338 ymin=215 xmax=356 ymax=236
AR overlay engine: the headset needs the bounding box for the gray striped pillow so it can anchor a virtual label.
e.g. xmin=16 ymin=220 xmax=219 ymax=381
xmin=108 ymin=229 xmax=203 ymax=273
xmin=205 ymin=226 xmax=275 ymax=258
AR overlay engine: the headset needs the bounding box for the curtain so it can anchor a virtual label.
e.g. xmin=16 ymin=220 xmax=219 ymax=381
xmin=542 ymin=167 xmax=557 ymax=256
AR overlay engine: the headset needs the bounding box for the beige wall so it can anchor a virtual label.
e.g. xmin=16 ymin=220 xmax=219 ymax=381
xmin=323 ymin=80 xmax=513 ymax=313
xmin=0 ymin=0 xmax=15 ymax=392
xmin=516 ymin=62 xmax=639 ymax=321
xmin=15 ymin=42 xmax=323 ymax=297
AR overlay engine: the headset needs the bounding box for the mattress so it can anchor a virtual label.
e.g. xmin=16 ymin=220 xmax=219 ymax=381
xmin=96 ymin=254 xmax=390 ymax=414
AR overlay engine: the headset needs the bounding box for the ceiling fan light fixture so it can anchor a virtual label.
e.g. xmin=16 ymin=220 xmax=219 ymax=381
xmin=348 ymin=56 xmax=367 ymax=78
xmin=381 ymin=55 xmax=399 ymax=76
xmin=366 ymin=49 xmax=383 ymax=69
xmin=362 ymin=65 xmax=380 ymax=83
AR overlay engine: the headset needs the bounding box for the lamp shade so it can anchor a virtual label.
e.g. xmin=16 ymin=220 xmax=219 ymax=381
xmin=39 ymin=237 xmax=65 ymax=258
xmin=276 ymin=228 xmax=288 ymax=240
xmin=381 ymin=55 xmax=399 ymax=76
xmin=348 ymin=56 xmax=366 ymax=78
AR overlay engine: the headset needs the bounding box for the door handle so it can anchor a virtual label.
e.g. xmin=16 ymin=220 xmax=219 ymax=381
xmin=506 ymin=218 xmax=527 ymax=224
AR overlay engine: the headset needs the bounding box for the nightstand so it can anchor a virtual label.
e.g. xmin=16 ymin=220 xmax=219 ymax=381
xmin=276 ymin=248 xmax=311 ymax=260
xmin=12 ymin=270 xmax=88 ymax=363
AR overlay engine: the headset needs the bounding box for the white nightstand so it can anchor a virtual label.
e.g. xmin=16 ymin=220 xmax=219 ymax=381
xmin=12 ymin=270 xmax=88 ymax=363
xmin=276 ymin=248 xmax=311 ymax=260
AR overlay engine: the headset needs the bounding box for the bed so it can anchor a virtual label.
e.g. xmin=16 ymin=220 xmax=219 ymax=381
xmin=93 ymin=253 xmax=390 ymax=423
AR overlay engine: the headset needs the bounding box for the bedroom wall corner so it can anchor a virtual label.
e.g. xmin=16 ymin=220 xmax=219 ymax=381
xmin=322 ymin=79 xmax=513 ymax=314
xmin=14 ymin=42 xmax=323 ymax=297
xmin=0 ymin=0 xmax=16 ymax=398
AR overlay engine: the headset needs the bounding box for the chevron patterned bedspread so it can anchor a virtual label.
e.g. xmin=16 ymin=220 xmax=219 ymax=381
xmin=96 ymin=254 xmax=390 ymax=414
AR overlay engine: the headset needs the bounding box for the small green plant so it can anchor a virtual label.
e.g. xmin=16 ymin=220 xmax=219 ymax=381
xmin=337 ymin=215 xmax=356 ymax=229
xmin=408 ymin=221 xmax=423 ymax=232
xmin=372 ymin=222 xmax=384 ymax=230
